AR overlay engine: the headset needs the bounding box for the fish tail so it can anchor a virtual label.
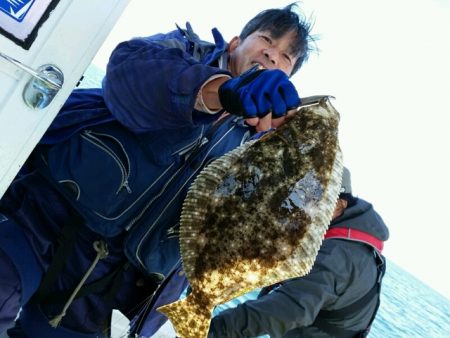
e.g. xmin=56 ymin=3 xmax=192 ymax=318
xmin=157 ymin=294 xmax=212 ymax=338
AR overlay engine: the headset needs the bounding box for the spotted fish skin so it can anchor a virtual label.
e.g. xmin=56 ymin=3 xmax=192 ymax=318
xmin=158 ymin=96 xmax=343 ymax=338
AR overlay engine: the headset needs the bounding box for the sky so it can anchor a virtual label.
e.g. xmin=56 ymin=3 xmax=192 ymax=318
xmin=92 ymin=0 xmax=450 ymax=299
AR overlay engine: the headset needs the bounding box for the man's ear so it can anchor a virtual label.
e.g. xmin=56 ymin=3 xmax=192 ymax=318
xmin=228 ymin=36 xmax=241 ymax=53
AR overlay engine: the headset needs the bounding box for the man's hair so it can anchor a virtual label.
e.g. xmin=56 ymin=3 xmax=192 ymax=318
xmin=339 ymin=193 xmax=358 ymax=208
xmin=239 ymin=2 xmax=316 ymax=75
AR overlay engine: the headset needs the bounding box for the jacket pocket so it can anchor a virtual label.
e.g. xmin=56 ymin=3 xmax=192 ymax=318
xmin=42 ymin=128 xmax=133 ymax=221
xmin=81 ymin=129 xmax=132 ymax=194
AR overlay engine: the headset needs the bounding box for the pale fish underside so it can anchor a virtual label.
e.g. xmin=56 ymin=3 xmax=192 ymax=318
xmin=158 ymin=96 xmax=343 ymax=338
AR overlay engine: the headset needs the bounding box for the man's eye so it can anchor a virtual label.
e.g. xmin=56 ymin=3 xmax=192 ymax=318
xmin=260 ymin=35 xmax=271 ymax=43
xmin=284 ymin=54 xmax=292 ymax=64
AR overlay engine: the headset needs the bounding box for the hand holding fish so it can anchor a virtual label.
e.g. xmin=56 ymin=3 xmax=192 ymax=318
xmin=218 ymin=67 xmax=301 ymax=119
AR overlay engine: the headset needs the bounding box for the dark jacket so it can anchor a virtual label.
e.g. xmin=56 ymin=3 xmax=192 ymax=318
xmin=0 ymin=23 xmax=240 ymax=338
xmin=102 ymin=22 xmax=230 ymax=132
xmin=208 ymin=198 xmax=389 ymax=338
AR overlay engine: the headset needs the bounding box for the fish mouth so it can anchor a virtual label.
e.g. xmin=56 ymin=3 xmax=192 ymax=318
xmin=298 ymin=95 xmax=336 ymax=108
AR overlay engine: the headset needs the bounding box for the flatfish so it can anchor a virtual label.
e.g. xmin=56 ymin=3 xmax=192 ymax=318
xmin=158 ymin=96 xmax=343 ymax=338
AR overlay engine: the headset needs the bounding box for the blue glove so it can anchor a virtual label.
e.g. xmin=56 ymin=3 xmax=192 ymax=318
xmin=219 ymin=68 xmax=300 ymax=118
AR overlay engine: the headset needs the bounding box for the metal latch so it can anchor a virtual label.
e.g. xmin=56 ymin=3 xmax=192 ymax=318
xmin=0 ymin=51 xmax=64 ymax=110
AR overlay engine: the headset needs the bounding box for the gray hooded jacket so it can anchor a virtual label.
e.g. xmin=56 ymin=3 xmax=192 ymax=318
xmin=209 ymin=198 xmax=389 ymax=338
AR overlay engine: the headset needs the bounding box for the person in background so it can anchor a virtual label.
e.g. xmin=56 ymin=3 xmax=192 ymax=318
xmin=207 ymin=167 xmax=389 ymax=338
xmin=0 ymin=3 xmax=315 ymax=338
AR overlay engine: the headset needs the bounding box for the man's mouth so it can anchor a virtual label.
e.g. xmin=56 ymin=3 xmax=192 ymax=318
xmin=251 ymin=62 xmax=264 ymax=70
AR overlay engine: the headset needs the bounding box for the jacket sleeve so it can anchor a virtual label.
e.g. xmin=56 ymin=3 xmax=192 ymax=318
xmin=102 ymin=32 xmax=230 ymax=133
xmin=209 ymin=241 xmax=352 ymax=338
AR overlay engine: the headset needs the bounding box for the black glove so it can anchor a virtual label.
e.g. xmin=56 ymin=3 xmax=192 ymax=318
xmin=219 ymin=68 xmax=300 ymax=118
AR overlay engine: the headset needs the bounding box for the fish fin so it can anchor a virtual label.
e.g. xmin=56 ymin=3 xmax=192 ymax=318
xmin=180 ymin=140 xmax=256 ymax=280
xmin=157 ymin=294 xmax=212 ymax=338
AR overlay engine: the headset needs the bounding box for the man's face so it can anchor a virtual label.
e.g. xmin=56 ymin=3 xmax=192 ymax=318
xmin=332 ymin=199 xmax=348 ymax=220
xmin=227 ymin=30 xmax=299 ymax=77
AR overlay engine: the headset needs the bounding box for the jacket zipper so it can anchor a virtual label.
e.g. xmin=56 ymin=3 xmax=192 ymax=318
xmin=82 ymin=130 xmax=132 ymax=194
xmin=135 ymin=124 xmax=237 ymax=270
xmin=166 ymin=223 xmax=180 ymax=239
xmin=124 ymin=129 xmax=206 ymax=230
xmin=172 ymin=125 xmax=205 ymax=157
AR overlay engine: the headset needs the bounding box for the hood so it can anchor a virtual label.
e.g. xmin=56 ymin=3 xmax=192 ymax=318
xmin=330 ymin=198 xmax=389 ymax=241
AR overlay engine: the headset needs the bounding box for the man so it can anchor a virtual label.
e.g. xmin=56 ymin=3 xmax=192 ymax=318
xmin=207 ymin=167 xmax=389 ymax=338
xmin=0 ymin=4 xmax=314 ymax=337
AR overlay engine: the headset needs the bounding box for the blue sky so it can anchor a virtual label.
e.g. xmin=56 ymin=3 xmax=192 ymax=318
xmin=93 ymin=0 xmax=450 ymax=299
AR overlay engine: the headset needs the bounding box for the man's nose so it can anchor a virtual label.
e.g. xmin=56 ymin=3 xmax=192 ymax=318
xmin=263 ymin=48 xmax=279 ymax=67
